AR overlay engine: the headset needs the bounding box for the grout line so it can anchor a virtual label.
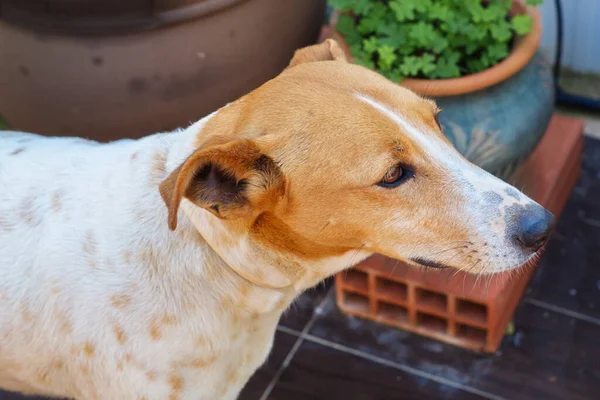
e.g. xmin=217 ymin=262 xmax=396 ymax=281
xmin=298 ymin=332 xmax=508 ymax=400
xmin=524 ymin=298 xmax=600 ymax=327
xmin=258 ymin=288 xmax=334 ymax=400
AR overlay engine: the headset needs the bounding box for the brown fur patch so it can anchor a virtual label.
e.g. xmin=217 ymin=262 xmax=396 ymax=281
xmin=20 ymin=304 xmax=33 ymax=322
xmin=113 ymin=325 xmax=127 ymax=345
xmin=168 ymin=374 xmax=184 ymax=392
xmin=111 ymin=294 xmax=131 ymax=308
xmin=83 ymin=341 xmax=95 ymax=357
xmin=150 ymin=151 xmax=168 ymax=185
xmin=149 ymin=320 xmax=161 ymax=341
xmin=146 ymin=370 xmax=157 ymax=381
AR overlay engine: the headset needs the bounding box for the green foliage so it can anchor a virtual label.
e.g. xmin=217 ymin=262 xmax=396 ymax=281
xmin=330 ymin=0 xmax=543 ymax=81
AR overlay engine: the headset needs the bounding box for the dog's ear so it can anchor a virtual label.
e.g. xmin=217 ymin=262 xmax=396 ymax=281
xmin=287 ymin=39 xmax=347 ymax=68
xmin=159 ymin=139 xmax=285 ymax=230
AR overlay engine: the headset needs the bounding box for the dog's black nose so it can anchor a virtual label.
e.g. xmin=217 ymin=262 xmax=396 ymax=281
xmin=514 ymin=207 xmax=555 ymax=251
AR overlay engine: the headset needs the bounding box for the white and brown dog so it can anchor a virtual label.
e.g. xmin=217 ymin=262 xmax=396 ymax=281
xmin=0 ymin=40 xmax=553 ymax=400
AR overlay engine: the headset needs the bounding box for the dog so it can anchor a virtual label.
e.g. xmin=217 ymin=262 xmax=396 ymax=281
xmin=0 ymin=39 xmax=554 ymax=400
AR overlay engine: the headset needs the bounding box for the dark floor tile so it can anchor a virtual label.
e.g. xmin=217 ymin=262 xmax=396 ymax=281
xmin=239 ymin=331 xmax=298 ymax=400
xmin=309 ymin=295 xmax=600 ymax=400
xmin=527 ymin=137 xmax=600 ymax=319
xmin=279 ymin=277 xmax=333 ymax=331
xmin=266 ymin=339 xmax=484 ymax=400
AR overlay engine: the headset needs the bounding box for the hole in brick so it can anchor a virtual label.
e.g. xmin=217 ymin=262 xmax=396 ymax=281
xmin=456 ymin=323 xmax=487 ymax=347
xmin=341 ymin=269 xmax=368 ymax=292
xmin=416 ymin=312 xmax=447 ymax=334
xmin=377 ymin=301 xmax=408 ymax=324
xmin=456 ymin=299 xmax=488 ymax=324
xmin=416 ymin=288 xmax=447 ymax=312
xmin=376 ymin=278 xmax=407 ymax=302
xmin=341 ymin=292 xmax=370 ymax=314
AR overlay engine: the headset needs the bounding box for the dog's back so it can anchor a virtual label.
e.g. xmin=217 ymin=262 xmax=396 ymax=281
xmin=0 ymin=132 xmax=165 ymax=397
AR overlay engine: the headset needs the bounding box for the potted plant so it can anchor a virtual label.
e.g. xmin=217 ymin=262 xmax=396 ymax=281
xmin=0 ymin=0 xmax=326 ymax=140
xmin=324 ymin=0 xmax=553 ymax=179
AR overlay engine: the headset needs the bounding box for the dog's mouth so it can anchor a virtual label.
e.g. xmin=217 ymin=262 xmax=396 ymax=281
xmin=409 ymin=257 xmax=451 ymax=269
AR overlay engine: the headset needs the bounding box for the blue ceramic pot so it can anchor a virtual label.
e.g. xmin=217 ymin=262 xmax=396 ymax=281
xmin=436 ymin=52 xmax=555 ymax=180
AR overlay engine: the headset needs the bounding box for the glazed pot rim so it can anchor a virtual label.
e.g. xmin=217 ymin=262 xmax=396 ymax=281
xmin=326 ymin=1 xmax=542 ymax=97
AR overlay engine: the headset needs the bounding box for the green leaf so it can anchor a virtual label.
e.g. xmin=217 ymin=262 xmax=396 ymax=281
xmin=0 ymin=119 xmax=6 ymax=130
xmin=377 ymin=46 xmax=398 ymax=71
xmin=429 ymin=3 xmax=452 ymax=21
xmin=526 ymin=0 xmax=544 ymax=6
xmin=327 ymin=0 xmax=354 ymax=12
xmin=389 ymin=0 xmax=417 ymax=22
xmin=382 ymin=68 xmax=403 ymax=82
xmin=352 ymin=0 xmax=374 ymax=16
xmin=431 ymin=53 xmax=461 ymax=79
xmin=377 ymin=23 xmax=408 ymax=49
xmin=408 ymin=22 xmax=437 ymax=47
xmin=336 ymin=14 xmax=362 ymax=46
xmin=490 ymin=20 xmax=513 ymax=42
xmin=431 ymin=36 xmax=449 ymax=54
xmin=363 ymin=36 xmax=379 ymax=54
xmin=486 ymin=43 xmax=509 ymax=64
xmin=512 ymin=14 xmax=533 ymax=35
xmin=357 ymin=3 xmax=387 ymax=34
xmin=399 ymin=54 xmax=436 ymax=77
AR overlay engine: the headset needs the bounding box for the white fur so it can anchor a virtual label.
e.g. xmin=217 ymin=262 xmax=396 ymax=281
xmin=0 ymin=118 xmax=294 ymax=400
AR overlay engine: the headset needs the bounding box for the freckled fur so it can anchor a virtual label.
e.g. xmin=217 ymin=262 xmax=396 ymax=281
xmin=0 ymin=39 xmax=546 ymax=399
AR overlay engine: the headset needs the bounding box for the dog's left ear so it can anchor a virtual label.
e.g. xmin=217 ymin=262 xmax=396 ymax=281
xmin=287 ymin=39 xmax=347 ymax=68
xmin=159 ymin=139 xmax=285 ymax=230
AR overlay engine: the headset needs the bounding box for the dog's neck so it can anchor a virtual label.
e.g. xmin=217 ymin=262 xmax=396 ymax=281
xmin=161 ymin=111 xmax=370 ymax=318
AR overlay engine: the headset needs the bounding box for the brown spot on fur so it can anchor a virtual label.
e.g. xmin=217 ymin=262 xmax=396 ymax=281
xmin=226 ymin=363 xmax=237 ymax=384
xmin=81 ymin=365 xmax=90 ymax=375
xmin=21 ymin=304 xmax=33 ymax=322
xmin=146 ymin=370 xmax=157 ymax=381
xmin=113 ymin=325 xmax=127 ymax=345
xmin=149 ymin=320 xmax=161 ymax=341
xmin=83 ymin=341 xmax=95 ymax=357
xmin=116 ymin=361 xmax=124 ymax=372
xmin=131 ymin=152 xmax=139 ymax=160
xmin=161 ymin=314 xmax=177 ymax=325
xmin=168 ymin=374 xmax=183 ymax=392
xmin=59 ymin=314 xmax=73 ymax=334
xmin=51 ymin=191 xmax=63 ymax=212
xmin=83 ymin=231 xmax=97 ymax=255
xmin=50 ymin=286 xmax=60 ymax=295
xmin=111 ymin=294 xmax=131 ymax=308
xmin=10 ymin=147 xmax=25 ymax=155
xmin=123 ymin=353 xmax=133 ymax=363
xmin=150 ymin=151 xmax=167 ymax=185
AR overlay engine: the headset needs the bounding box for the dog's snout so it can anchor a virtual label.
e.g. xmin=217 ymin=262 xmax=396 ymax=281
xmin=513 ymin=207 xmax=555 ymax=251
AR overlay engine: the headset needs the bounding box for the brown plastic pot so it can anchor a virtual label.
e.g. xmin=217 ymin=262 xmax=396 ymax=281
xmin=324 ymin=1 xmax=541 ymax=97
xmin=0 ymin=0 xmax=325 ymax=140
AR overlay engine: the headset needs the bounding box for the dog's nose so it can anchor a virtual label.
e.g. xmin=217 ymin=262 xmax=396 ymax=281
xmin=514 ymin=207 xmax=555 ymax=251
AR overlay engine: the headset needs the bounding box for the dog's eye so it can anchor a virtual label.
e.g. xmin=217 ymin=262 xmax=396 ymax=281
xmin=379 ymin=165 xmax=411 ymax=188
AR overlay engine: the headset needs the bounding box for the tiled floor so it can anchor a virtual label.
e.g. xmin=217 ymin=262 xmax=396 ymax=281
xmin=1 ymin=139 xmax=599 ymax=400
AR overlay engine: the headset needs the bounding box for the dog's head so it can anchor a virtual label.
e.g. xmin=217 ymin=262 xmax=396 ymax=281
xmin=160 ymin=40 xmax=554 ymax=290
